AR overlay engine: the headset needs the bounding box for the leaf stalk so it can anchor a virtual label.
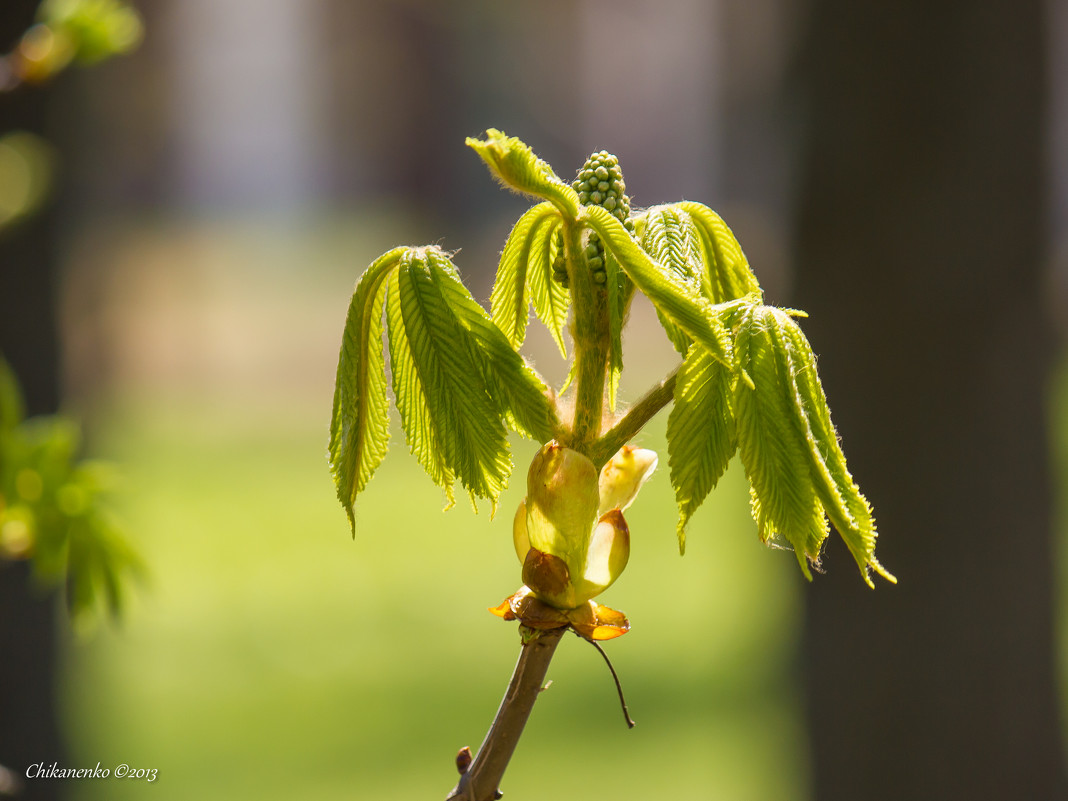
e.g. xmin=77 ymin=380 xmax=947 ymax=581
xmin=588 ymin=367 xmax=680 ymax=468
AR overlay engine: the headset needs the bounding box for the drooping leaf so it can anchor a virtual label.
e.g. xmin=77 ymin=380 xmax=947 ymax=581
xmin=733 ymin=305 xmax=828 ymax=577
xmin=385 ymin=272 xmax=456 ymax=506
xmin=331 ymin=246 xmax=559 ymax=529
xmin=733 ymin=305 xmax=893 ymax=586
xmin=526 ymin=216 xmax=569 ymax=357
xmin=490 ymin=201 xmax=558 ymax=348
xmin=584 ymin=204 xmax=733 ymax=367
xmin=677 ymin=201 xmax=761 ymax=303
xmin=667 ymin=346 xmax=737 ymax=553
xmin=427 ymin=249 xmax=559 ymax=442
xmin=329 ymin=248 xmax=402 ymax=533
xmin=393 ymin=253 xmax=512 ymax=506
xmin=466 ymin=129 xmax=580 ymax=218
xmin=776 ymin=312 xmax=895 ymax=586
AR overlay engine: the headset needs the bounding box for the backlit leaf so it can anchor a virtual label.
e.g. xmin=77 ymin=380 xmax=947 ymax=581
xmin=667 ymin=347 xmax=737 ymax=553
xmin=393 ymin=253 xmax=512 ymax=505
xmin=385 ymin=272 xmax=456 ymax=506
xmin=466 ymin=129 xmax=580 ymax=218
xmin=490 ymin=201 xmax=558 ymax=348
xmin=776 ymin=313 xmax=895 ymax=586
xmin=733 ymin=305 xmax=893 ymax=585
xmin=328 ymin=248 xmax=401 ymax=533
xmin=734 ymin=305 xmax=828 ymax=577
xmin=677 ymin=201 xmax=761 ymax=303
xmin=584 ymin=205 xmax=733 ymax=368
xmin=526 ymin=216 xmax=569 ymax=357
xmin=637 ymin=206 xmax=705 ymax=353
xmin=428 ymin=250 xmax=559 ymax=442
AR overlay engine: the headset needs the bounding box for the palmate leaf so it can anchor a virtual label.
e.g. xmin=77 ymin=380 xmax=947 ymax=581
xmin=734 ymin=306 xmax=828 ymax=576
xmin=667 ymin=346 xmax=737 ymax=553
xmin=526 ymin=218 xmax=570 ymax=357
xmin=393 ymin=254 xmax=512 ymax=504
xmin=490 ymin=201 xmax=557 ymax=348
xmin=733 ymin=305 xmax=894 ymax=586
xmin=636 ymin=205 xmax=705 ymax=354
xmin=776 ymin=312 xmax=895 ymax=586
xmin=583 ymin=205 xmax=733 ymax=368
xmin=386 ymin=273 xmax=455 ymax=505
xmin=330 ymin=246 xmax=559 ymax=532
xmin=429 ymin=250 xmax=559 ymax=443
xmin=676 ymin=201 xmax=761 ymax=303
xmin=329 ymin=248 xmax=401 ymax=533
xmin=489 ymin=202 xmax=570 ymax=358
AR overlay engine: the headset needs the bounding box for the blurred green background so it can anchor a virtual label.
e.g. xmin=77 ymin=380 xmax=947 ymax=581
xmin=2 ymin=0 xmax=1066 ymax=799
xmin=59 ymin=219 xmax=807 ymax=800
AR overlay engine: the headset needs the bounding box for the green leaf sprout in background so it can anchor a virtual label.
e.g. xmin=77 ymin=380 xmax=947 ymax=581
xmin=0 ymin=356 xmax=143 ymax=629
xmin=2 ymin=0 xmax=143 ymax=88
xmin=328 ymin=130 xmax=894 ymax=801
xmin=0 ymin=0 xmax=145 ymax=631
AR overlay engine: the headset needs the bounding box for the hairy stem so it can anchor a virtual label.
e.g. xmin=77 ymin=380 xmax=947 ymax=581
xmin=447 ymin=627 xmax=566 ymax=801
xmin=588 ymin=366 xmax=679 ymax=468
xmin=565 ymin=221 xmax=610 ymax=449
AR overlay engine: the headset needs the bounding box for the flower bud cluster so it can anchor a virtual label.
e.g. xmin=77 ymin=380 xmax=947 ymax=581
xmin=552 ymin=151 xmax=635 ymax=288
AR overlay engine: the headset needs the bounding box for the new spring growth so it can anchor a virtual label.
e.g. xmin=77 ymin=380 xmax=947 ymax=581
xmin=331 ymin=129 xmax=894 ymax=634
xmin=513 ymin=442 xmax=657 ymax=610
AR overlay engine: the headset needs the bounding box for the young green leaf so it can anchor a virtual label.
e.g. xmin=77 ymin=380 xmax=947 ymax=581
xmin=733 ymin=305 xmax=828 ymax=577
xmin=584 ymin=204 xmax=732 ymax=367
xmin=777 ymin=312 xmax=895 ymax=586
xmin=329 ymin=248 xmax=403 ymax=533
xmin=391 ymin=252 xmax=512 ymax=507
xmin=636 ymin=205 xmax=705 ymax=353
xmin=466 ymin=129 xmax=580 ymax=219
xmin=332 ymin=246 xmax=560 ymax=528
xmin=676 ymin=201 xmax=761 ymax=303
xmin=733 ymin=305 xmax=893 ymax=586
xmin=427 ymin=249 xmax=560 ymax=443
xmin=667 ymin=346 xmax=737 ymax=553
xmin=638 ymin=205 xmax=704 ymax=288
xmin=385 ymin=272 xmax=456 ymax=507
xmin=526 ymin=216 xmax=569 ymax=357
xmin=490 ymin=201 xmax=559 ymax=348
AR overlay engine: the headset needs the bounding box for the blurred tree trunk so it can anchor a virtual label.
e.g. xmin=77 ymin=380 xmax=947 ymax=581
xmin=796 ymin=2 xmax=1067 ymax=799
xmin=0 ymin=3 xmax=65 ymax=799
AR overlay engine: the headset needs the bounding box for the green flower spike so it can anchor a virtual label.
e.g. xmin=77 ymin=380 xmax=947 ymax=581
xmin=495 ymin=442 xmax=657 ymax=639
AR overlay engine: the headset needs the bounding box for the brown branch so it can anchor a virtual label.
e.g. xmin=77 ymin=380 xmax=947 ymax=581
xmin=446 ymin=626 xmax=566 ymax=801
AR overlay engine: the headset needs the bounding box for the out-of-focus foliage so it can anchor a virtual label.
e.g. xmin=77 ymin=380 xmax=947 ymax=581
xmin=7 ymin=0 xmax=143 ymax=86
xmin=0 ymin=356 xmax=143 ymax=629
xmin=0 ymin=131 xmax=54 ymax=226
